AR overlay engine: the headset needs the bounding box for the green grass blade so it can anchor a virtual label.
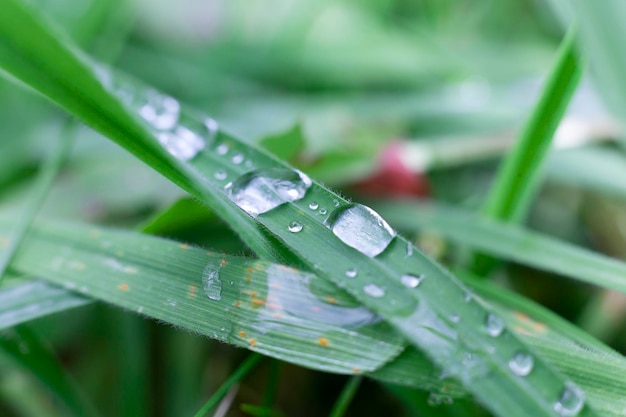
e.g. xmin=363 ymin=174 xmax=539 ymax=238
xmin=0 ymin=122 xmax=74 ymax=284
xmin=0 ymin=326 xmax=98 ymax=417
xmin=0 ymin=3 xmax=603 ymax=416
xmin=374 ymin=200 xmax=626 ymax=295
xmin=193 ymin=354 xmax=262 ymax=417
xmin=482 ymin=26 xmax=582 ymax=223
xmin=328 ymin=376 xmax=362 ymax=417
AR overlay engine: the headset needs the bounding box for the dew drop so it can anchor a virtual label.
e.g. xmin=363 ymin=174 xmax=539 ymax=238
xmin=345 ymin=268 xmax=357 ymax=278
xmin=139 ymin=91 xmax=180 ymax=130
xmin=363 ymin=283 xmax=385 ymax=298
xmin=228 ymin=168 xmax=312 ymax=217
xmin=244 ymin=160 xmax=253 ymax=168
xmin=406 ymin=241 xmax=413 ymax=257
xmin=508 ymin=352 xmax=534 ymax=376
xmin=202 ymin=264 xmax=222 ymax=301
xmin=232 ymin=153 xmax=244 ymax=164
xmin=288 ymin=221 xmax=303 ymax=233
xmin=216 ymin=143 xmax=229 ymax=155
xmin=309 ymin=202 xmax=319 ymax=210
xmin=326 ymin=204 xmax=396 ymax=257
xmin=401 ymin=273 xmax=424 ymax=288
xmin=157 ymin=126 xmax=205 ymax=161
xmin=449 ymin=313 xmax=460 ymax=323
xmin=319 ymin=208 xmax=328 ymax=215
xmin=204 ymin=117 xmax=219 ymax=139
xmin=333 ymin=199 xmax=340 ymax=207
xmin=485 ymin=313 xmax=505 ymax=337
xmin=463 ymin=291 xmax=472 ymax=303
xmin=214 ymin=169 xmax=227 ymax=180
xmin=554 ymin=383 xmax=585 ymax=416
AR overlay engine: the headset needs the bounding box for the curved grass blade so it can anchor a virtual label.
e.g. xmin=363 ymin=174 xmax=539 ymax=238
xmin=2 ymin=218 xmax=626 ymax=415
xmin=0 ymin=326 xmax=98 ymax=417
xmin=0 ymin=3 xmax=603 ymax=416
xmin=374 ymin=200 xmax=626 ymax=294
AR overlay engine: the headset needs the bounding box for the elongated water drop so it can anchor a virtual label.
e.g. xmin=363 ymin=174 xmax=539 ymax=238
xmin=508 ymin=352 xmax=533 ymax=376
xmin=363 ymin=283 xmax=385 ymax=298
xmin=406 ymin=241 xmax=413 ymax=257
xmin=229 ymin=169 xmax=312 ymax=217
xmin=554 ymin=383 xmax=585 ymax=416
xmin=202 ymin=264 xmax=222 ymax=301
xmin=288 ymin=221 xmax=303 ymax=233
xmin=326 ymin=204 xmax=396 ymax=257
xmin=401 ymin=273 xmax=424 ymax=288
xmin=485 ymin=313 xmax=505 ymax=337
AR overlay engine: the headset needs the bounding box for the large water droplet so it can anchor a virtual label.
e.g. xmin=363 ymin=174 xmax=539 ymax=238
xmin=363 ymin=283 xmax=385 ymax=298
xmin=554 ymin=383 xmax=585 ymax=416
xmin=508 ymin=352 xmax=534 ymax=376
xmin=401 ymin=273 xmax=424 ymax=288
xmin=228 ymin=169 xmax=312 ymax=217
xmin=309 ymin=202 xmax=319 ymax=210
xmin=202 ymin=264 xmax=222 ymax=301
xmin=326 ymin=204 xmax=396 ymax=257
xmin=485 ymin=313 xmax=505 ymax=337
xmin=139 ymin=90 xmax=180 ymax=130
xmin=288 ymin=221 xmax=303 ymax=233
xmin=345 ymin=268 xmax=357 ymax=278
xmin=157 ymin=126 xmax=205 ymax=161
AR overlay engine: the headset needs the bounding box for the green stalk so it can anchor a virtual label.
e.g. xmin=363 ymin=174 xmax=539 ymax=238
xmin=193 ymin=354 xmax=262 ymax=417
xmin=482 ymin=26 xmax=582 ymax=222
xmin=328 ymin=376 xmax=363 ymax=417
xmin=0 ymin=122 xmax=74 ymax=283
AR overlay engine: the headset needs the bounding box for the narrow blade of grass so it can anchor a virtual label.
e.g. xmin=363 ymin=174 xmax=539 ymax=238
xmin=328 ymin=376 xmax=362 ymax=417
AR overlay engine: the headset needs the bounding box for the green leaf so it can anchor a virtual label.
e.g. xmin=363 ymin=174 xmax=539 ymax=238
xmin=258 ymin=123 xmax=306 ymax=162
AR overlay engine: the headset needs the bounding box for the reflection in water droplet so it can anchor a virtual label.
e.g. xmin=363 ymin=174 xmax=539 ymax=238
xmin=345 ymin=268 xmax=357 ymax=278
xmin=554 ymin=383 xmax=585 ymax=416
xmin=216 ymin=143 xmax=229 ymax=155
xmin=228 ymin=168 xmax=312 ymax=217
xmin=202 ymin=264 xmax=222 ymax=300
xmin=214 ymin=169 xmax=227 ymax=180
xmin=326 ymin=204 xmax=396 ymax=257
xmin=232 ymin=153 xmax=244 ymax=164
xmin=157 ymin=126 xmax=205 ymax=161
xmin=485 ymin=313 xmax=505 ymax=337
xmin=363 ymin=283 xmax=385 ymax=298
xmin=288 ymin=221 xmax=303 ymax=233
xmin=508 ymin=352 xmax=534 ymax=376
xmin=309 ymin=202 xmax=319 ymax=210
xmin=401 ymin=273 xmax=424 ymax=288
xmin=319 ymin=208 xmax=327 ymax=215
xmin=139 ymin=90 xmax=180 ymax=130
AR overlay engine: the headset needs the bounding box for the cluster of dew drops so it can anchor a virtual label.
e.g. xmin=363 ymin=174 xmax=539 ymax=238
xmin=124 ymin=83 xmax=586 ymax=417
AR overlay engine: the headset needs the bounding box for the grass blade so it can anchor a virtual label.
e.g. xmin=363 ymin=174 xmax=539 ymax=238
xmin=328 ymin=376 xmax=362 ymax=417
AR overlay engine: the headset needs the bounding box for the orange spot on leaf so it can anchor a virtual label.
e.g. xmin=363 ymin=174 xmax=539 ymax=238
xmin=252 ymin=299 xmax=266 ymax=307
xmin=352 ymin=368 xmax=360 ymax=374
xmin=249 ymin=338 xmax=256 ymax=347
xmin=188 ymin=293 xmax=196 ymax=298
xmin=220 ymin=259 xmax=227 ymax=265
xmin=118 ymin=284 xmax=129 ymax=291
xmin=189 ymin=285 xmax=197 ymax=292
xmin=246 ymin=268 xmax=254 ymax=274
xmin=180 ymin=243 xmax=189 ymax=250
xmin=239 ymin=331 xmax=247 ymax=337
xmin=235 ymin=301 xmax=242 ymax=307
xmin=326 ymin=297 xmax=336 ymax=304
xmin=318 ymin=337 xmax=329 ymax=347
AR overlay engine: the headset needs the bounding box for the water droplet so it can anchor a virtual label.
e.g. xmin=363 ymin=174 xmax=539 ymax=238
xmin=232 ymin=153 xmax=244 ymax=164
xmin=216 ymin=143 xmax=229 ymax=155
xmin=345 ymin=268 xmax=357 ymax=278
xmin=508 ymin=352 xmax=534 ymax=376
xmin=244 ymin=160 xmax=253 ymax=168
xmin=228 ymin=168 xmax=312 ymax=217
xmin=139 ymin=90 xmax=180 ymax=130
xmin=202 ymin=264 xmax=222 ymax=301
xmin=463 ymin=291 xmax=472 ymax=303
xmin=157 ymin=126 xmax=205 ymax=161
xmin=214 ymin=169 xmax=227 ymax=180
xmin=554 ymin=383 xmax=585 ymax=416
xmin=363 ymin=283 xmax=385 ymax=298
xmin=333 ymin=199 xmax=340 ymax=207
xmin=288 ymin=221 xmax=303 ymax=233
xmin=319 ymin=208 xmax=327 ymax=215
xmin=204 ymin=117 xmax=219 ymax=139
xmin=401 ymin=273 xmax=424 ymax=288
xmin=485 ymin=313 xmax=505 ymax=337
xmin=406 ymin=241 xmax=413 ymax=257
xmin=309 ymin=202 xmax=319 ymax=210
xmin=449 ymin=313 xmax=460 ymax=323
xmin=326 ymin=204 xmax=396 ymax=257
